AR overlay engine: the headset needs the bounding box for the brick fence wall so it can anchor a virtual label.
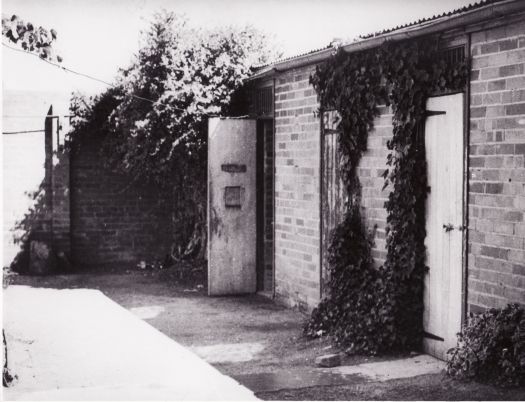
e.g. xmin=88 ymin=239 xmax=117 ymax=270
xmin=51 ymin=147 xmax=71 ymax=257
xmin=468 ymin=19 xmax=525 ymax=311
xmin=274 ymin=66 xmax=321 ymax=310
xmin=70 ymin=135 xmax=173 ymax=269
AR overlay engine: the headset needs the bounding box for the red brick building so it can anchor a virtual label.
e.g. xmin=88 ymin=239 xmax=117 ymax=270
xmin=204 ymin=0 xmax=525 ymax=358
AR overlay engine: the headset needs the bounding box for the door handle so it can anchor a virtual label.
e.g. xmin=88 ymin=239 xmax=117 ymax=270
xmin=443 ymin=224 xmax=467 ymax=232
xmin=443 ymin=223 xmax=454 ymax=232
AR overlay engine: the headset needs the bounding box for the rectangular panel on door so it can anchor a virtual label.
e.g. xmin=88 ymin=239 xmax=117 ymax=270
xmin=423 ymin=93 xmax=465 ymax=360
xmin=208 ymin=117 xmax=257 ymax=295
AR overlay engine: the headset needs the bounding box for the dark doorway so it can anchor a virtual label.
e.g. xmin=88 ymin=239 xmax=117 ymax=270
xmin=256 ymin=118 xmax=274 ymax=292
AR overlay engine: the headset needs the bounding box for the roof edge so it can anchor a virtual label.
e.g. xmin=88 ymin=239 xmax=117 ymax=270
xmin=248 ymin=0 xmax=525 ymax=81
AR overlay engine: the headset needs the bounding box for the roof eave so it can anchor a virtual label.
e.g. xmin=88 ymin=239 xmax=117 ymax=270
xmin=248 ymin=0 xmax=525 ymax=82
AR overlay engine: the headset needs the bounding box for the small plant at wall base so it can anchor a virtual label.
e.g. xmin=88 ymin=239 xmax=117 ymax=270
xmin=304 ymin=38 xmax=469 ymax=355
xmin=447 ymin=304 xmax=525 ymax=387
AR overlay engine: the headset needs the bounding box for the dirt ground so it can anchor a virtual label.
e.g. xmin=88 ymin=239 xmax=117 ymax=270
xmin=6 ymin=266 xmax=525 ymax=401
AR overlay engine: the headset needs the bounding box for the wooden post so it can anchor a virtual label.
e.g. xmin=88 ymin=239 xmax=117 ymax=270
xmin=44 ymin=105 xmax=54 ymax=240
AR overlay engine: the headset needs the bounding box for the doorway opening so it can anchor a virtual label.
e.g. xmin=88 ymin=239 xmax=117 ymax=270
xmin=256 ymin=118 xmax=274 ymax=293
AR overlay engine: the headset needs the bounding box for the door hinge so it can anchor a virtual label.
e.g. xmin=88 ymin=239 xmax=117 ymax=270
xmin=423 ymin=331 xmax=445 ymax=341
xmin=425 ymin=110 xmax=446 ymax=117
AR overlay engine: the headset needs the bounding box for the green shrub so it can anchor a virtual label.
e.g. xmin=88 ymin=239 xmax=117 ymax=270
xmin=446 ymin=304 xmax=525 ymax=387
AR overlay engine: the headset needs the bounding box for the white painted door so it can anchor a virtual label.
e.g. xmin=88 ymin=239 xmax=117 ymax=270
xmin=208 ymin=117 xmax=257 ymax=295
xmin=423 ymin=93 xmax=464 ymax=360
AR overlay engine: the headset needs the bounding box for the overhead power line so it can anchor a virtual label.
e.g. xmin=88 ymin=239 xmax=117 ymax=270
xmin=2 ymin=42 xmax=185 ymax=111
xmin=3 ymin=42 xmax=123 ymax=90
xmin=3 ymin=129 xmax=45 ymax=135
xmin=3 ymin=115 xmax=73 ymax=118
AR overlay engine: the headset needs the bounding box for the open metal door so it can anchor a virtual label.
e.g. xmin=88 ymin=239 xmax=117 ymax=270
xmin=208 ymin=117 xmax=257 ymax=295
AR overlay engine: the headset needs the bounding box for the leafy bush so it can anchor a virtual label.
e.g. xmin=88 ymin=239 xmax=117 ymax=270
xmin=447 ymin=304 xmax=525 ymax=387
xmin=304 ymin=204 xmax=387 ymax=354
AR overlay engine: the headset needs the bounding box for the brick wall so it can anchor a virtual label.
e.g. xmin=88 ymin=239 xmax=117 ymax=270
xmin=52 ymin=147 xmax=71 ymax=256
xmin=268 ymin=20 xmax=525 ymax=312
xmin=272 ymin=68 xmax=393 ymax=309
xmin=274 ymin=66 xmax=321 ymax=310
xmin=468 ymin=19 xmax=525 ymax=311
xmin=269 ymin=19 xmax=525 ymax=313
xmin=70 ymin=135 xmax=174 ymax=268
xmin=358 ymin=105 xmax=393 ymax=267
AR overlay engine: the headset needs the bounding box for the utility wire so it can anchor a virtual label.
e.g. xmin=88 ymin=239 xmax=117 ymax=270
xmin=3 ymin=42 xmax=123 ymax=90
xmin=3 ymin=115 xmax=73 ymax=118
xmin=3 ymin=129 xmax=45 ymax=135
xmin=3 ymin=115 xmax=50 ymax=118
xmin=2 ymin=42 xmax=185 ymax=111
xmin=3 ymin=41 xmax=196 ymax=153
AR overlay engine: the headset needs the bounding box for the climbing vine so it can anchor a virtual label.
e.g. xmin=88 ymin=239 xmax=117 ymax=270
xmin=304 ymin=38 xmax=469 ymax=354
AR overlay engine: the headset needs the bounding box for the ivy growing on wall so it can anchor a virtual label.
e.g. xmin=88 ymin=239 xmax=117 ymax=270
xmin=304 ymin=38 xmax=469 ymax=354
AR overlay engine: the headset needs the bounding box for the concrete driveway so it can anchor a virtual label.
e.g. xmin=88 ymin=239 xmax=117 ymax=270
xmin=3 ymin=284 xmax=256 ymax=401
xmin=6 ymin=270 xmax=342 ymax=378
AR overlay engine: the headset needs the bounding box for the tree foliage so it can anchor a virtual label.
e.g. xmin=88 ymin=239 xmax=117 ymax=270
xmin=103 ymin=12 xmax=277 ymax=181
xmin=70 ymin=11 xmax=279 ymax=260
xmin=2 ymin=14 xmax=62 ymax=62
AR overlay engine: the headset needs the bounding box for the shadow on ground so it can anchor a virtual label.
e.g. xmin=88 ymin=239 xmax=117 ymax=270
xmin=258 ymin=373 xmax=525 ymax=401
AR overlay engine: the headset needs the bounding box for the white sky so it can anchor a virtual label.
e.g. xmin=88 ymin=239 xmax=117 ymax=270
xmin=2 ymin=0 xmax=478 ymax=94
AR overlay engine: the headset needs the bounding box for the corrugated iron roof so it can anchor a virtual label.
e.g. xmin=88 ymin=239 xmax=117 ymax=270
xmin=254 ymin=45 xmax=332 ymax=69
xmin=254 ymin=0 xmax=508 ymax=69
xmin=359 ymin=0 xmax=504 ymax=39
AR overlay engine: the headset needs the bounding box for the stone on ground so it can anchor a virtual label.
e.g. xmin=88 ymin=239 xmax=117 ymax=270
xmin=315 ymin=353 xmax=342 ymax=368
xmin=29 ymin=241 xmax=55 ymax=275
